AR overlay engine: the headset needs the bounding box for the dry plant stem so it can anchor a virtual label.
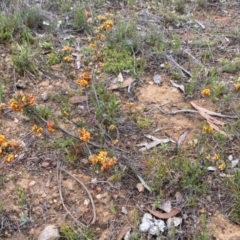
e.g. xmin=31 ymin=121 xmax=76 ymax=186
xmin=91 ymin=74 xmax=100 ymax=108
xmin=157 ymin=107 xmax=238 ymax=119
xmin=13 ymin=68 xmax=17 ymax=92
xmin=88 ymin=181 xmax=114 ymax=188
xmin=57 ymin=161 xmax=96 ymax=226
xmin=181 ymin=48 xmax=205 ymax=67
xmin=31 ymin=109 xmax=80 ymax=139
xmin=131 ymin=46 xmax=137 ymax=76
xmin=163 ymin=53 xmax=192 ymax=77
xmin=0 ymin=109 xmax=12 ymax=118
xmin=60 ymin=165 xmax=96 ymax=225
xmin=194 ymin=19 xmax=205 ymax=29
xmin=57 ymin=161 xmax=87 ymax=227
xmin=84 ymin=142 xmax=92 ymax=155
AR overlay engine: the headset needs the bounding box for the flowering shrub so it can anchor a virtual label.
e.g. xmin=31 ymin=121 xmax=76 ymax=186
xmin=75 ymin=70 xmax=92 ymax=87
xmin=63 ymin=46 xmax=74 ymax=52
xmin=201 ymin=88 xmax=211 ymax=96
xmin=9 ymin=93 xmax=35 ymax=112
xmin=47 ymin=121 xmax=55 ymax=133
xmin=63 ymin=56 xmax=73 ymax=63
xmin=202 ymin=125 xmax=214 ymax=133
xmin=90 ymin=151 xmax=116 ymax=170
xmin=234 ymin=83 xmax=240 ymax=90
xmin=98 ymin=19 xmax=114 ymax=31
xmin=32 ymin=124 xmax=43 ymax=137
xmin=0 ymin=134 xmax=22 ymax=162
xmin=78 ymin=128 xmax=91 ymax=142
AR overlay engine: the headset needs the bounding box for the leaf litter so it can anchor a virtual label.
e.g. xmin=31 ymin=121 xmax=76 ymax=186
xmin=1 ymin=1 xmax=240 ymax=240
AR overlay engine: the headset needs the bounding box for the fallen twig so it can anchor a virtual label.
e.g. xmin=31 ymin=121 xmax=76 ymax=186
xmin=194 ymin=19 xmax=205 ymax=29
xmin=157 ymin=107 xmax=197 ymax=115
xmin=158 ymin=107 xmax=238 ymax=119
xmin=170 ymin=80 xmax=185 ymax=93
xmin=120 ymin=155 xmax=152 ymax=192
xmin=57 ymin=161 xmax=96 ymax=226
xmin=177 ymin=129 xmax=190 ymax=148
xmin=181 ymin=48 xmax=205 ymax=68
xmin=137 ymin=134 xmax=175 ymax=151
xmin=163 ymin=53 xmax=192 ymax=77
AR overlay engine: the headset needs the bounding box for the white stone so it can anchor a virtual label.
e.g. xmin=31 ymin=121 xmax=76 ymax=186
xmin=167 ymin=217 xmax=182 ymax=228
xmin=149 ymin=226 xmax=160 ymax=236
xmin=124 ymin=229 xmax=131 ymax=240
xmin=154 ymin=219 xmax=166 ymax=232
xmin=139 ymin=222 xmax=151 ymax=232
xmin=142 ymin=213 xmax=153 ymax=222
xmin=38 ymin=225 xmax=60 ymax=240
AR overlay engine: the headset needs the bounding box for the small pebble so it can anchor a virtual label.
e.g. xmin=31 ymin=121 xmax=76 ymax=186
xmin=153 ymin=75 xmax=162 ymax=85
xmin=41 ymin=92 xmax=49 ymax=101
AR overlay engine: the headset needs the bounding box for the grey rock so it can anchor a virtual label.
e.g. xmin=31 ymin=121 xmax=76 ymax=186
xmin=15 ymin=80 xmax=27 ymax=89
xmin=153 ymin=75 xmax=162 ymax=85
xmin=41 ymin=92 xmax=49 ymax=101
xmin=38 ymin=225 xmax=60 ymax=240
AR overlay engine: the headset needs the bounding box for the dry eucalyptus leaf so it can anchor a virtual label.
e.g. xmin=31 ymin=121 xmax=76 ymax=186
xmin=191 ymin=102 xmax=229 ymax=137
xmin=170 ymin=80 xmax=185 ymax=92
xmin=108 ymin=78 xmax=134 ymax=90
xmin=69 ymin=96 xmax=88 ymax=104
xmin=177 ymin=129 xmax=190 ymax=148
xmin=136 ymin=183 xmax=145 ymax=192
xmin=138 ymin=135 xmax=175 ymax=152
xmin=146 ymin=207 xmax=180 ymax=219
xmin=116 ymin=225 xmax=131 ymax=240
xmin=122 ymin=206 xmax=128 ymax=215
xmin=42 ymin=161 xmax=50 ymax=168
xmin=50 ymin=64 xmax=62 ymax=71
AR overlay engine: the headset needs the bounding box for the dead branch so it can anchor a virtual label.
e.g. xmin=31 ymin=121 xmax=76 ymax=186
xmin=194 ymin=19 xmax=205 ymax=29
xmin=181 ymin=48 xmax=205 ymax=68
xmin=137 ymin=135 xmax=175 ymax=151
xmin=163 ymin=53 xmax=192 ymax=77
xmin=57 ymin=161 xmax=96 ymax=227
xmin=158 ymin=107 xmax=238 ymax=119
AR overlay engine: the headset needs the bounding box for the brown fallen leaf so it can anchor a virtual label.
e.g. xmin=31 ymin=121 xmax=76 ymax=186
xmin=191 ymin=102 xmax=230 ymax=137
xmin=137 ymin=135 xmax=175 ymax=152
xmin=116 ymin=225 xmax=131 ymax=240
xmin=146 ymin=207 xmax=180 ymax=219
xmin=136 ymin=183 xmax=145 ymax=192
xmin=50 ymin=64 xmax=62 ymax=71
xmin=108 ymin=77 xmax=134 ymax=90
xmin=177 ymin=129 xmax=190 ymax=148
xmin=170 ymin=80 xmax=185 ymax=92
xmin=42 ymin=161 xmax=50 ymax=168
xmin=69 ymin=96 xmax=88 ymax=104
